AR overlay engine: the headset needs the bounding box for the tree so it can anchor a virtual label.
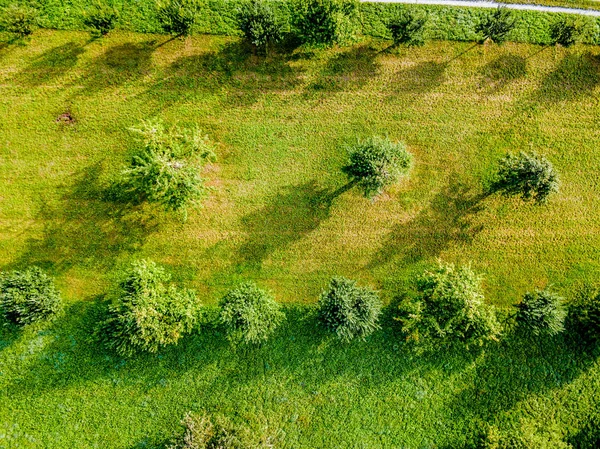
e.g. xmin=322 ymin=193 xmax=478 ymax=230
xmin=237 ymin=0 xmax=285 ymax=55
xmin=318 ymin=277 xmax=382 ymax=342
xmin=291 ymin=0 xmax=359 ymax=47
xmin=0 ymin=267 xmax=62 ymax=325
xmin=342 ymin=136 xmax=413 ymax=199
xmin=549 ymin=17 xmax=580 ymax=48
xmin=397 ymin=262 xmax=501 ymax=348
xmin=219 ymin=282 xmax=285 ymax=344
xmin=476 ymin=7 xmax=515 ymax=44
xmin=386 ymin=9 xmax=427 ymax=47
xmin=157 ymin=0 xmax=198 ymax=37
xmin=167 ymin=412 xmax=240 ymax=449
xmin=490 ymin=152 xmax=559 ymax=204
xmin=96 ymin=260 xmax=200 ymax=356
xmin=83 ymin=3 xmax=119 ymax=38
xmin=113 ymin=120 xmax=215 ymax=217
xmin=516 ymin=289 xmax=566 ymax=336
xmin=0 ymin=4 xmax=39 ymax=39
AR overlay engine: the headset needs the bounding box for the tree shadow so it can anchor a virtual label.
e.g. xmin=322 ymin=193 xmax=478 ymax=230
xmin=568 ymin=403 xmax=600 ymax=448
xmin=5 ymin=161 xmax=160 ymax=274
xmin=13 ymin=42 xmax=86 ymax=86
xmin=479 ymin=54 xmax=527 ymax=94
xmin=387 ymin=60 xmax=448 ymax=99
xmin=368 ymin=178 xmax=486 ymax=269
xmin=536 ymin=52 xmax=600 ymax=102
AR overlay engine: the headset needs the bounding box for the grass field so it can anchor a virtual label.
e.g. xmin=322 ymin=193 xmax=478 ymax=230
xmin=1 ymin=30 xmax=600 ymax=447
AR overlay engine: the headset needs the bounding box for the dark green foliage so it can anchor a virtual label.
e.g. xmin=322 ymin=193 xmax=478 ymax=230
xmin=114 ymin=120 xmax=215 ymax=216
xmin=167 ymin=412 xmax=241 ymax=449
xmin=0 ymin=4 xmax=38 ymax=38
xmin=0 ymin=267 xmax=62 ymax=325
xmin=291 ymin=0 xmax=359 ymax=47
xmin=342 ymin=136 xmax=412 ymax=199
xmin=157 ymin=0 xmax=198 ymax=37
xmin=237 ymin=0 xmax=285 ymax=54
xmin=398 ymin=262 xmax=501 ymax=348
xmin=516 ymin=289 xmax=566 ymax=336
xmin=476 ymin=7 xmax=516 ymax=44
xmin=82 ymin=3 xmax=119 ymax=37
xmin=569 ymin=409 xmax=600 ymax=449
xmin=219 ymin=282 xmax=284 ymax=344
xmin=550 ymin=17 xmax=580 ymax=47
xmin=386 ymin=9 xmax=427 ymax=47
xmin=490 ymin=152 xmax=559 ymax=204
xmin=566 ymin=285 xmax=600 ymax=342
xmin=96 ymin=260 xmax=200 ymax=356
xmin=318 ymin=277 xmax=382 ymax=342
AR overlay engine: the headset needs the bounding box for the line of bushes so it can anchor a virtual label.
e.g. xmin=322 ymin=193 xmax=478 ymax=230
xmin=2 ymin=0 xmax=600 ymax=45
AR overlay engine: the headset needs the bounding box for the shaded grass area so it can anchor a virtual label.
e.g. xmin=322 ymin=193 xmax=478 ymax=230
xmin=1 ymin=31 xmax=600 ymax=447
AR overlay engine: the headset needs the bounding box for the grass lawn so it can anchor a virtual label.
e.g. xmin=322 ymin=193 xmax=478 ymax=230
xmin=1 ymin=30 xmax=600 ymax=447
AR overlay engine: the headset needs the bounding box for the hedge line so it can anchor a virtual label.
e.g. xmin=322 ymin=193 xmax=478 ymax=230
xmin=4 ymin=0 xmax=600 ymax=44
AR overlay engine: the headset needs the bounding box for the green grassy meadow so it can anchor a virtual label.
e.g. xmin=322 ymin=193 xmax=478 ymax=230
xmin=1 ymin=30 xmax=600 ymax=447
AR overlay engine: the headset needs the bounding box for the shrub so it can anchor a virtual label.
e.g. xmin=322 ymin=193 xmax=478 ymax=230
xmin=96 ymin=260 xmax=200 ymax=356
xmin=167 ymin=412 xmax=240 ymax=449
xmin=82 ymin=3 xmax=119 ymax=37
xmin=0 ymin=4 xmax=38 ymax=39
xmin=0 ymin=267 xmax=62 ymax=325
xmin=157 ymin=0 xmax=198 ymax=37
xmin=219 ymin=282 xmax=284 ymax=344
xmin=566 ymin=285 xmax=600 ymax=342
xmin=113 ymin=120 xmax=215 ymax=216
xmin=291 ymin=0 xmax=359 ymax=47
xmin=237 ymin=0 xmax=285 ymax=55
xmin=516 ymin=289 xmax=566 ymax=336
xmin=398 ymin=262 xmax=501 ymax=347
xmin=342 ymin=136 xmax=412 ymax=199
xmin=386 ymin=9 xmax=427 ymax=47
xmin=549 ymin=17 xmax=580 ymax=47
xmin=475 ymin=7 xmax=515 ymax=44
xmin=318 ymin=277 xmax=382 ymax=342
xmin=490 ymin=152 xmax=559 ymax=204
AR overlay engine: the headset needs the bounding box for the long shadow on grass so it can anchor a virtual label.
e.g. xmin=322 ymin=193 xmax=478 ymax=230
xmin=479 ymin=54 xmax=527 ymax=95
xmin=5 ymin=162 xmax=159 ymax=274
xmin=14 ymin=42 xmax=86 ymax=86
xmin=368 ymin=178 xmax=486 ymax=269
xmin=535 ymin=52 xmax=600 ymax=103
xmin=386 ymin=60 xmax=448 ymax=100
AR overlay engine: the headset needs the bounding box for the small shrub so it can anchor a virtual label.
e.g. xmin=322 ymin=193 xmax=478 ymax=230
xmin=291 ymin=0 xmax=359 ymax=47
xmin=237 ymin=0 xmax=285 ymax=55
xmin=398 ymin=262 xmax=501 ymax=348
xmin=157 ymin=0 xmax=198 ymax=37
xmin=83 ymin=3 xmax=119 ymax=37
xmin=0 ymin=4 xmax=38 ymax=39
xmin=386 ymin=9 xmax=427 ymax=47
xmin=549 ymin=17 xmax=580 ymax=48
xmin=516 ymin=288 xmax=566 ymax=336
xmin=219 ymin=282 xmax=284 ymax=344
xmin=566 ymin=285 xmax=600 ymax=342
xmin=342 ymin=136 xmax=412 ymax=199
xmin=476 ymin=7 xmax=515 ymax=44
xmin=318 ymin=277 xmax=382 ymax=342
xmin=167 ymin=412 xmax=240 ymax=449
xmin=0 ymin=267 xmax=62 ymax=325
xmin=96 ymin=260 xmax=200 ymax=356
xmin=490 ymin=152 xmax=559 ymax=204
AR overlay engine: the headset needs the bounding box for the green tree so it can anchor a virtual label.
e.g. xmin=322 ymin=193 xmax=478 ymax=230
xmin=237 ymin=0 xmax=285 ymax=55
xmin=516 ymin=289 xmax=566 ymax=336
xmin=0 ymin=4 xmax=38 ymax=39
xmin=291 ymin=0 xmax=359 ymax=47
xmin=476 ymin=7 xmax=515 ymax=44
xmin=83 ymin=3 xmax=119 ymax=37
xmin=342 ymin=136 xmax=413 ymax=199
xmin=549 ymin=17 xmax=580 ymax=48
xmin=157 ymin=0 xmax=198 ymax=37
xmin=386 ymin=9 xmax=427 ymax=47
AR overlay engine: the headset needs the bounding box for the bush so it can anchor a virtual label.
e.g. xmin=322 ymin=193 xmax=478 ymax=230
xmin=386 ymin=9 xmax=427 ymax=47
xmin=318 ymin=277 xmax=382 ymax=342
xmin=96 ymin=260 xmax=200 ymax=356
xmin=291 ymin=0 xmax=359 ymax=47
xmin=342 ymin=136 xmax=412 ymax=199
xmin=237 ymin=0 xmax=285 ymax=54
xmin=490 ymin=152 xmax=559 ymax=204
xmin=0 ymin=4 xmax=38 ymax=39
xmin=82 ymin=3 xmax=119 ymax=37
xmin=157 ymin=0 xmax=198 ymax=37
xmin=516 ymin=289 xmax=566 ymax=337
xmin=167 ymin=412 xmax=240 ymax=449
xmin=0 ymin=267 xmax=62 ymax=325
xmin=550 ymin=17 xmax=580 ymax=47
xmin=566 ymin=285 xmax=600 ymax=342
xmin=113 ymin=120 xmax=215 ymax=216
xmin=475 ymin=7 xmax=515 ymax=44
xmin=398 ymin=262 xmax=501 ymax=348
xmin=219 ymin=282 xmax=284 ymax=344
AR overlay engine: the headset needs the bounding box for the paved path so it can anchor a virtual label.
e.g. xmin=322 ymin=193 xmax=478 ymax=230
xmin=364 ymin=0 xmax=600 ymax=17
